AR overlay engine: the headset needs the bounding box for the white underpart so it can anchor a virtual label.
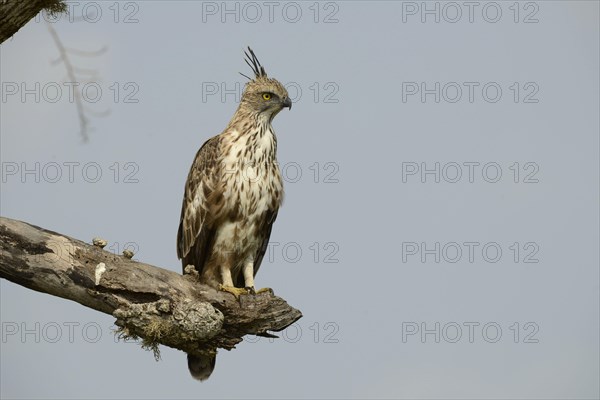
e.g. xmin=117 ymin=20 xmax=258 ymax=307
xmin=94 ymin=262 xmax=106 ymax=285
xmin=212 ymin=125 xmax=282 ymax=281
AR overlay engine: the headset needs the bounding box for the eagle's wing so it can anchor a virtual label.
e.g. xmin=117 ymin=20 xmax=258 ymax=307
xmin=254 ymin=210 xmax=278 ymax=275
xmin=177 ymin=136 xmax=222 ymax=274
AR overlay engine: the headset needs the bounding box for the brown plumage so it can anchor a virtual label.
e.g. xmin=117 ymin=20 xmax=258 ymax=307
xmin=177 ymin=47 xmax=291 ymax=381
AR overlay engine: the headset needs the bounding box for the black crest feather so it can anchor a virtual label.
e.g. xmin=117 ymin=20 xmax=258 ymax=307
xmin=240 ymin=46 xmax=267 ymax=80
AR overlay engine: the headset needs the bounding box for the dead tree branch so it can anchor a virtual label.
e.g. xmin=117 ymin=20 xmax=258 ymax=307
xmin=0 ymin=0 xmax=66 ymax=44
xmin=0 ymin=216 xmax=302 ymax=358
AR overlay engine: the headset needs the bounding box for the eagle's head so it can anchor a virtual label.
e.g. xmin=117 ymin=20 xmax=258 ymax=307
xmin=239 ymin=47 xmax=292 ymax=120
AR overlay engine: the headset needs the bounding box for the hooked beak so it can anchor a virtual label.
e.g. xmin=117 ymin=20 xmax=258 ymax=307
xmin=282 ymin=97 xmax=292 ymax=110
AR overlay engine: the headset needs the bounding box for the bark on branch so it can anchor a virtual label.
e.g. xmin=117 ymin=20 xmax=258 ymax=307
xmin=0 ymin=0 xmax=66 ymax=44
xmin=0 ymin=216 xmax=302 ymax=358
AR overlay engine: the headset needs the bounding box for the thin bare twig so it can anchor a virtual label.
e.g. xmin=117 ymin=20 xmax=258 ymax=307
xmin=46 ymin=22 xmax=90 ymax=142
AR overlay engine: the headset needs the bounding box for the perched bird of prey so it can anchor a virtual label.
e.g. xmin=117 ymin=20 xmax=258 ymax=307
xmin=177 ymin=47 xmax=291 ymax=380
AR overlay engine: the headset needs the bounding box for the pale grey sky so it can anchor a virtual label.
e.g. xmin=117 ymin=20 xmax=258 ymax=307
xmin=1 ymin=1 xmax=599 ymax=399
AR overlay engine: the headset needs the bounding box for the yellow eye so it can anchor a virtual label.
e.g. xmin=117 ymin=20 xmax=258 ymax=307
xmin=262 ymin=93 xmax=272 ymax=100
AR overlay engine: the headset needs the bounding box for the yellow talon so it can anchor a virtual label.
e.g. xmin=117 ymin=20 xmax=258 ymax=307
xmin=218 ymin=285 xmax=250 ymax=299
xmin=246 ymin=286 xmax=273 ymax=295
xmin=255 ymin=287 xmax=273 ymax=295
xmin=218 ymin=285 xmax=273 ymax=298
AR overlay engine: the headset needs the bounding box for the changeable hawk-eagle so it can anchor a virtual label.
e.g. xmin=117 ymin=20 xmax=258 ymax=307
xmin=177 ymin=47 xmax=291 ymax=380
